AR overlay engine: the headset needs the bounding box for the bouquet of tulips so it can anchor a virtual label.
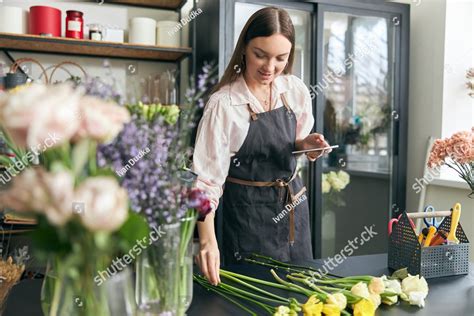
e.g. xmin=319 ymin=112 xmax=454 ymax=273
xmin=194 ymin=254 xmax=429 ymax=316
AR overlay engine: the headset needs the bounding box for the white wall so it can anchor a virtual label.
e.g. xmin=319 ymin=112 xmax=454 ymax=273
xmin=441 ymin=0 xmax=474 ymax=138
xmin=391 ymin=0 xmax=474 ymax=259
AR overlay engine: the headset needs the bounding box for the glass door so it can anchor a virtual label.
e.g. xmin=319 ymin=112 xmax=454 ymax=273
xmin=316 ymin=7 xmax=400 ymax=257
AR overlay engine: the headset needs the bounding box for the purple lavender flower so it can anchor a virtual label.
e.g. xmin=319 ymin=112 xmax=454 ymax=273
xmin=98 ymin=63 xmax=217 ymax=226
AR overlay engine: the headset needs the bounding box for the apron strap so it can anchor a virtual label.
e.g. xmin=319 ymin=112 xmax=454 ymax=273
xmin=246 ymin=103 xmax=258 ymax=121
xmin=226 ymin=172 xmax=305 ymax=245
xmin=280 ymin=93 xmax=292 ymax=113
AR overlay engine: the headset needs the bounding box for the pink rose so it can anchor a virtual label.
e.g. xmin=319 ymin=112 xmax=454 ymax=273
xmin=0 ymin=167 xmax=75 ymax=226
xmin=74 ymin=96 xmax=130 ymax=143
xmin=74 ymin=177 xmax=129 ymax=232
xmin=0 ymin=84 xmax=81 ymax=149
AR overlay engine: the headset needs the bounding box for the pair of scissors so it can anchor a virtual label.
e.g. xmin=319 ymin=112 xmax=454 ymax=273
xmin=388 ymin=213 xmax=416 ymax=235
xmin=423 ymin=205 xmax=444 ymax=228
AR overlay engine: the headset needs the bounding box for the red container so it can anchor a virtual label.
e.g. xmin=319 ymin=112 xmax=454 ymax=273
xmin=65 ymin=10 xmax=84 ymax=39
xmin=29 ymin=6 xmax=61 ymax=37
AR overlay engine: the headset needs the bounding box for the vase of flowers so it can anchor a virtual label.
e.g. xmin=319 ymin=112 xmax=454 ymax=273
xmin=177 ymin=190 xmax=212 ymax=316
xmin=135 ymin=220 xmax=181 ymax=315
xmin=97 ymin=63 xmax=217 ymax=315
xmin=428 ymin=128 xmax=474 ymax=197
xmin=0 ymin=82 xmax=149 ymax=316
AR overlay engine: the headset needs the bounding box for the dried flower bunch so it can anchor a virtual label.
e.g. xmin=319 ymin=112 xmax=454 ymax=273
xmin=0 ymin=256 xmax=25 ymax=305
xmin=428 ymin=127 xmax=474 ymax=196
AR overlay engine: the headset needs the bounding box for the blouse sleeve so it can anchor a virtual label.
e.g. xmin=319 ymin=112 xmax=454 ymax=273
xmin=192 ymin=95 xmax=231 ymax=212
xmin=293 ymin=77 xmax=315 ymax=141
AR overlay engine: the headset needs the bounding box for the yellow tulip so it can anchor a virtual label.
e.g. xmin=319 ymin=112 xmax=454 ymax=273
xmin=353 ymin=299 xmax=376 ymax=316
xmin=302 ymin=295 xmax=324 ymax=316
xmin=322 ymin=304 xmax=341 ymax=316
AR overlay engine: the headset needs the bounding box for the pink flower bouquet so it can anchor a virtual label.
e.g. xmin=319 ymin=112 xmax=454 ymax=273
xmin=0 ymin=82 xmax=149 ymax=315
xmin=428 ymin=127 xmax=474 ymax=197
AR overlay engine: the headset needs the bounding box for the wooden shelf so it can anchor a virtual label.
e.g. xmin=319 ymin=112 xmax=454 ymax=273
xmin=101 ymin=0 xmax=187 ymax=10
xmin=0 ymin=33 xmax=192 ymax=62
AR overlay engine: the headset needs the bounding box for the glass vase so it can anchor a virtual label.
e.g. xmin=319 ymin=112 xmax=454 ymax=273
xmin=135 ymin=221 xmax=181 ymax=315
xmin=177 ymin=215 xmax=197 ymax=316
xmin=104 ymin=267 xmax=136 ymax=316
xmin=40 ymin=257 xmax=110 ymax=316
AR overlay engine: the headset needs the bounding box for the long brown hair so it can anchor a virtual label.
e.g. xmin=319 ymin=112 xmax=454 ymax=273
xmin=212 ymin=6 xmax=295 ymax=94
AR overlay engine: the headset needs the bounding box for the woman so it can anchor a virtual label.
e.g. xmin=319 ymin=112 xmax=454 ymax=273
xmin=192 ymin=7 xmax=331 ymax=286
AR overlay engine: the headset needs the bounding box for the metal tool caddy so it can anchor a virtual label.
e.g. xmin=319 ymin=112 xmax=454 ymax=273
xmin=388 ymin=211 xmax=470 ymax=278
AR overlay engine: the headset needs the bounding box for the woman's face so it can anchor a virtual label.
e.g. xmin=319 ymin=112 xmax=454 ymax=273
xmin=244 ymin=33 xmax=292 ymax=85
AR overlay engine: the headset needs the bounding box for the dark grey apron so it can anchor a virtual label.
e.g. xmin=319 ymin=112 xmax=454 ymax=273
xmin=222 ymin=93 xmax=313 ymax=265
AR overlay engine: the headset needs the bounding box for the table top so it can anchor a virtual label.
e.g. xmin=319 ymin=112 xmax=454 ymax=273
xmin=4 ymin=253 xmax=474 ymax=316
xmin=188 ymin=253 xmax=474 ymax=316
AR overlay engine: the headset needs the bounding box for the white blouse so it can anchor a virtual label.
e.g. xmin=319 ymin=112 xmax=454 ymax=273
xmin=192 ymin=74 xmax=314 ymax=212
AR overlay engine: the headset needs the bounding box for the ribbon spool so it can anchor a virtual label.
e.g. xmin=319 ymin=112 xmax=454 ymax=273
xmin=48 ymin=61 xmax=87 ymax=83
xmin=7 ymin=57 xmax=48 ymax=89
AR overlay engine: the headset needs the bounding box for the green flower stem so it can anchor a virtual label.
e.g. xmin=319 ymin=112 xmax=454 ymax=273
xmin=380 ymin=292 xmax=399 ymax=297
xmin=194 ymin=276 xmax=259 ymax=316
xmin=315 ymin=285 xmax=361 ymax=304
xmin=49 ymin=257 xmax=63 ymax=316
xmin=0 ymin=127 xmax=24 ymax=159
xmin=217 ymin=286 xmax=275 ymax=314
xmin=220 ymin=271 xmax=290 ymax=304
xmin=244 ymin=258 xmax=303 ymax=274
xmin=219 ymin=280 xmax=287 ymax=305
xmin=286 ymin=275 xmax=329 ymax=296
xmin=252 ymin=253 xmax=319 ymax=272
xmin=248 ymin=255 xmax=342 ymax=278
xmin=220 ymin=269 xmax=297 ymax=292
xmin=196 ymin=274 xmax=285 ymax=307
xmin=87 ymin=140 xmax=97 ymax=176
xmin=269 ymin=269 xmax=313 ymax=297
xmin=0 ymin=155 xmax=12 ymax=166
xmin=341 ymin=310 xmax=352 ymax=316
xmin=60 ymin=142 xmax=72 ymax=169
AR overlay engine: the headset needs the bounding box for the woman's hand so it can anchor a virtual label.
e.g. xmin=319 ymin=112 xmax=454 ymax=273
xmin=196 ymin=238 xmax=221 ymax=285
xmin=297 ymin=133 xmax=332 ymax=161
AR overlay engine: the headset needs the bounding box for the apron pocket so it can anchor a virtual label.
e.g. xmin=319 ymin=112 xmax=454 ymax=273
xmin=235 ymin=202 xmax=291 ymax=262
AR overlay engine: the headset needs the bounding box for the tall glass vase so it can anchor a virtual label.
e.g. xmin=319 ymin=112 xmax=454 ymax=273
xmin=177 ymin=215 xmax=197 ymax=316
xmin=104 ymin=267 xmax=136 ymax=316
xmin=41 ymin=257 xmax=110 ymax=316
xmin=135 ymin=221 xmax=181 ymax=315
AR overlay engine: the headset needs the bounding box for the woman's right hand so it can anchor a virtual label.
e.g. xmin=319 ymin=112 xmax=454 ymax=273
xmin=196 ymin=238 xmax=221 ymax=285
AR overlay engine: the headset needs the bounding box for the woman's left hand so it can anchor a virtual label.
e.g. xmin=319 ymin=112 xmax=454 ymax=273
xmin=299 ymin=133 xmax=332 ymax=161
